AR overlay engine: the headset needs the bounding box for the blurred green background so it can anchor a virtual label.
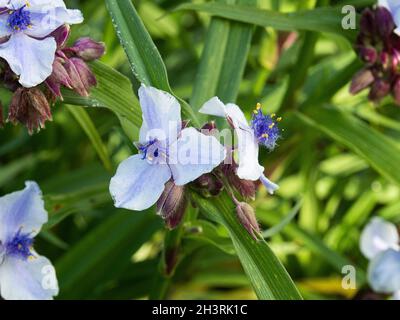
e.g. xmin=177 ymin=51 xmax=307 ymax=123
xmin=2 ymin=0 xmax=400 ymax=300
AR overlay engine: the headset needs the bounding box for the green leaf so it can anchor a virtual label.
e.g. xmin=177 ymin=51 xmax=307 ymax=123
xmin=105 ymin=0 xmax=198 ymax=124
xmin=56 ymin=211 xmax=161 ymax=299
xmin=178 ymin=3 xmax=358 ymax=43
xmin=258 ymin=210 xmax=367 ymax=285
xmin=63 ymin=61 xmax=141 ymax=140
xmin=66 ymin=106 xmax=112 ymax=172
xmin=297 ymin=107 xmax=400 ymax=187
xmin=190 ymin=0 xmax=257 ymax=109
xmin=193 ymin=193 xmax=302 ymax=300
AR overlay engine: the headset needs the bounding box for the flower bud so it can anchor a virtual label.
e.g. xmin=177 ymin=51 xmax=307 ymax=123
xmin=221 ymin=161 xmax=256 ymax=200
xmin=8 ymin=88 xmax=52 ymax=135
xmin=51 ymin=25 xmax=71 ymax=48
xmin=45 ymin=57 xmax=73 ymax=99
xmin=369 ymin=79 xmax=391 ymax=101
xmin=359 ymin=8 xmax=376 ymax=38
xmin=359 ymin=46 xmax=377 ymax=64
xmin=194 ymin=174 xmax=224 ymax=197
xmin=350 ymin=69 xmax=374 ymax=94
xmin=64 ymin=58 xmax=97 ymax=97
xmin=157 ymin=181 xmax=187 ymax=230
xmin=70 ymin=38 xmax=106 ymax=61
xmin=236 ymin=202 xmax=260 ymax=240
xmin=375 ymin=6 xmax=395 ymax=38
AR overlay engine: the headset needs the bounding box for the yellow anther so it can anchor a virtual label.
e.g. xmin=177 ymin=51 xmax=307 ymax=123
xmin=253 ymin=109 xmax=258 ymax=114
xmin=262 ymin=133 xmax=269 ymax=138
xmin=271 ymin=113 xmax=276 ymax=118
xmin=256 ymin=103 xmax=261 ymax=110
xmin=269 ymin=123 xmax=275 ymax=129
xmin=277 ymin=117 xmax=282 ymax=122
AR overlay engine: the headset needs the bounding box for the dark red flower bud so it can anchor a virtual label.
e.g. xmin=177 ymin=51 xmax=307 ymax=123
xmin=50 ymin=25 xmax=71 ymax=48
xmin=194 ymin=174 xmax=224 ymax=197
xmin=201 ymin=121 xmax=217 ymax=132
xmin=8 ymin=88 xmax=52 ymax=135
xmin=235 ymin=202 xmax=260 ymax=240
xmin=350 ymin=69 xmax=374 ymax=94
xmin=369 ymin=79 xmax=391 ymax=101
xmin=221 ymin=157 xmax=256 ymax=200
xmin=359 ymin=46 xmax=378 ymax=64
xmin=375 ymin=6 xmax=395 ymax=38
xmin=157 ymin=181 xmax=187 ymax=230
xmin=360 ymin=8 xmax=376 ymax=38
xmin=64 ymin=58 xmax=97 ymax=97
xmin=69 ymin=38 xmax=105 ymax=61
xmin=45 ymin=57 xmax=73 ymax=99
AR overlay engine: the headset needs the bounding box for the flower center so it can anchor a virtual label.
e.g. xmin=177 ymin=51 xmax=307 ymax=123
xmin=5 ymin=229 xmax=34 ymax=260
xmin=7 ymin=5 xmax=31 ymax=32
xmin=136 ymin=138 xmax=166 ymax=162
xmin=251 ymin=104 xmax=280 ymax=150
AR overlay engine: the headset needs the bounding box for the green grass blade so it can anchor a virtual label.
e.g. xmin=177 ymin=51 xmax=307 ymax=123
xmin=190 ymin=0 xmax=257 ymax=109
xmin=178 ymin=3 xmax=358 ymax=42
xmin=67 ymin=106 xmax=112 ymax=172
xmin=297 ymin=107 xmax=400 ymax=187
xmin=194 ymin=193 xmax=302 ymax=300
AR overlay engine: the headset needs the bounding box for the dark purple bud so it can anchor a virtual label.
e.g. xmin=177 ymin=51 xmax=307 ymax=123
xmin=45 ymin=57 xmax=73 ymax=99
xmin=350 ymin=69 xmax=374 ymax=94
xmin=157 ymin=181 xmax=187 ymax=230
xmin=72 ymin=58 xmax=97 ymax=91
xmin=201 ymin=121 xmax=217 ymax=132
xmin=221 ymin=160 xmax=256 ymax=200
xmin=392 ymin=77 xmax=400 ymax=105
xmin=369 ymin=79 xmax=391 ymax=101
xmin=194 ymin=174 xmax=224 ymax=197
xmin=236 ymin=202 xmax=260 ymax=240
xmin=64 ymin=58 xmax=97 ymax=97
xmin=69 ymin=38 xmax=105 ymax=61
xmin=375 ymin=6 xmax=395 ymax=38
xmin=8 ymin=88 xmax=52 ymax=135
xmin=360 ymin=8 xmax=376 ymax=38
xmin=50 ymin=25 xmax=70 ymax=48
xmin=359 ymin=46 xmax=377 ymax=64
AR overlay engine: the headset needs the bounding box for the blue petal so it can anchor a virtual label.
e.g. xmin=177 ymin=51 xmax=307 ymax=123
xmin=109 ymin=154 xmax=172 ymax=211
xmin=368 ymin=249 xmax=400 ymax=294
xmin=0 ymin=33 xmax=56 ymax=87
xmin=260 ymin=174 xmax=279 ymax=195
xmin=0 ymin=181 xmax=47 ymax=243
xmin=0 ymin=254 xmax=58 ymax=300
xmin=138 ymin=85 xmax=182 ymax=144
xmin=169 ymin=127 xmax=226 ymax=186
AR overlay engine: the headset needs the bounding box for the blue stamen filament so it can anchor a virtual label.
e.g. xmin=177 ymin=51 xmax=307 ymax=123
xmin=251 ymin=103 xmax=281 ymax=150
xmin=5 ymin=229 xmax=34 ymax=260
xmin=6 ymin=4 xmax=32 ymax=32
xmin=137 ymin=139 xmax=160 ymax=160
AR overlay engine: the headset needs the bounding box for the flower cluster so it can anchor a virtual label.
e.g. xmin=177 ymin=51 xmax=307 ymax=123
xmin=360 ymin=217 xmax=400 ymax=299
xmin=0 ymin=0 xmax=105 ymax=134
xmin=351 ymin=2 xmax=400 ymax=103
xmin=109 ymin=86 xmax=282 ymax=238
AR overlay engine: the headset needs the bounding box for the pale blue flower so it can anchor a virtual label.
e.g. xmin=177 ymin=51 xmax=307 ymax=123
xmin=0 ymin=181 xmax=59 ymax=300
xmin=0 ymin=0 xmax=83 ymax=87
xmin=379 ymin=0 xmax=400 ymax=34
xmin=360 ymin=217 xmax=400 ymax=299
xmin=109 ymin=85 xmax=227 ymax=211
xmin=199 ymin=97 xmax=279 ymax=194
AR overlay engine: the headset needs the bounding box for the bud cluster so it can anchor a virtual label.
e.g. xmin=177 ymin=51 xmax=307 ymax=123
xmin=351 ymin=6 xmax=400 ymax=104
xmin=0 ymin=26 xmax=105 ymax=134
